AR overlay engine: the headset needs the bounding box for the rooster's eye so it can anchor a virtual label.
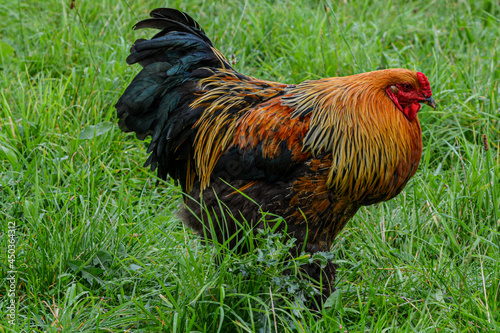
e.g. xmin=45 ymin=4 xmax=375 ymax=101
xmin=402 ymin=83 xmax=413 ymax=92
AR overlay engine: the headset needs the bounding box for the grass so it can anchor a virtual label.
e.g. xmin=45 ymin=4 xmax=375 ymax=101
xmin=0 ymin=0 xmax=499 ymax=331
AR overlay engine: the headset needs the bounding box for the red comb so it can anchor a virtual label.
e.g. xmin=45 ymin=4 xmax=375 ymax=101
xmin=417 ymin=72 xmax=432 ymax=96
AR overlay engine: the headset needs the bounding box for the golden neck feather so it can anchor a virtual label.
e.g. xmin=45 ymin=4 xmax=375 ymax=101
xmin=283 ymin=69 xmax=423 ymax=201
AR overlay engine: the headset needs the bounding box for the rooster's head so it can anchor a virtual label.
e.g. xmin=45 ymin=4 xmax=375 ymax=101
xmin=386 ymin=71 xmax=436 ymax=121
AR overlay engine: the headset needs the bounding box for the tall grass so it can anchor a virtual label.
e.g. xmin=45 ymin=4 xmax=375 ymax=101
xmin=1 ymin=0 xmax=498 ymax=331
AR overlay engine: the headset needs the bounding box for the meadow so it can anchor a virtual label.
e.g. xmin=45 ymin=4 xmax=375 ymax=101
xmin=1 ymin=0 xmax=499 ymax=331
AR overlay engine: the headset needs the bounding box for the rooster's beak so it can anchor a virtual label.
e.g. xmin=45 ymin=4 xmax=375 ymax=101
xmin=424 ymin=96 xmax=437 ymax=109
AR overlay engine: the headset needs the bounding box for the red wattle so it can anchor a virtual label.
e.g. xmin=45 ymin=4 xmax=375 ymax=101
xmin=404 ymin=102 xmax=421 ymax=121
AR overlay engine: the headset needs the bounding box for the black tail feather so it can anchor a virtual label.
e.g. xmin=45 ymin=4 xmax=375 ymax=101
xmin=150 ymin=8 xmax=204 ymax=32
xmin=116 ymin=8 xmax=229 ymax=187
xmin=133 ymin=8 xmax=212 ymax=46
xmin=126 ymin=33 xmax=214 ymax=67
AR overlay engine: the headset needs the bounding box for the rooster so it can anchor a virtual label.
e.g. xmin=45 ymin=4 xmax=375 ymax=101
xmin=116 ymin=8 xmax=436 ymax=298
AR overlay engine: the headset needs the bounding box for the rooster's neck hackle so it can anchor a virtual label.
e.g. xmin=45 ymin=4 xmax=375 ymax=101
xmin=283 ymin=69 xmax=423 ymax=202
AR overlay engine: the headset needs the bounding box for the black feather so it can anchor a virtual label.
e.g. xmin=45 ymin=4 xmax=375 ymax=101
xmin=116 ymin=8 xmax=229 ymax=186
xmin=150 ymin=8 xmax=203 ymax=30
xmin=134 ymin=18 xmax=213 ymax=46
xmin=133 ymin=8 xmax=212 ymax=46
